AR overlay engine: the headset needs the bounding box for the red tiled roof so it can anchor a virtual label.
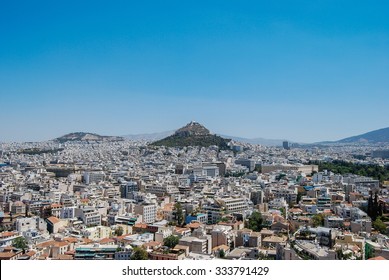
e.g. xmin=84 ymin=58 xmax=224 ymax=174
xmin=115 ymin=234 xmax=131 ymax=241
xmin=143 ymin=241 xmax=161 ymax=248
xmin=289 ymin=208 xmax=303 ymax=213
xmin=47 ymin=216 xmax=60 ymax=224
xmin=0 ymin=252 xmax=17 ymax=259
xmin=0 ymin=232 xmax=17 ymax=238
xmin=99 ymin=238 xmax=115 ymax=244
xmin=81 ymin=238 xmax=94 ymax=244
xmin=186 ymin=222 xmax=202 ymax=229
xmin=133 ymin=223 xmax=148 ymax=228
xmin=25 ymin=250 xmax=36 ymax=257
xmin=51 ymin=203 xmax=62 ymax=208
xmin=36 ymin=240 xmax=56 ymax=248
xmin=63 ymin=237 xmax=78 ymax=243
xmin=368 ymin=256 xmax=387 ymax=260
xmin=54 ymin=241 xmax=68 ymax=247
xmin=175 ymin=227 xmax=190 ymax=233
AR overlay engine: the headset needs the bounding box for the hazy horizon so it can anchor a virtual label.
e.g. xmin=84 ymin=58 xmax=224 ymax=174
xmin=1 ymin=123 xmax=389 ymax=144
xmin=1 ymin=1 xmax=388 ymax=143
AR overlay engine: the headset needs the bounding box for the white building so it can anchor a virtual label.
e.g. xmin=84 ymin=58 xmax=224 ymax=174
xmin=60 ymin=206 xmax=76 ymax=219
xmin=15 ymin=216 xmax=46 ymax=233
xmin=75 ymin=206 xmax=101 ymax=226
xmin=83 ymin=171 xmax=105 ymax=184
xmin=219 ymin=197 xmax=249 ymax=214
xmin=134 ymin=203 xmax=157 ymax=224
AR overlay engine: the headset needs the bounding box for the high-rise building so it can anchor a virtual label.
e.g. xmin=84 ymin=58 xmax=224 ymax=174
xmin=134 ymin=203 xmax=157 ymax=224
xmin=120 ymin=181 xmax=138 ymax=199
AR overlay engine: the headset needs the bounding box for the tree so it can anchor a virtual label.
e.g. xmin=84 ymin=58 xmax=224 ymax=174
xmin=373 ymin=192 xmax=379 ymax=221
xmin=312 ymin=214 xmax=325 ymax=227
xmin=12 ymin=237 xmax=28 ymax=251
xmin=174 ymin=202 xmax=184 ymax=226
xmin=296 ymin=192 xmax=304 ymax=204
xmin=164 ymin=235 xmax=179 ymax=248
xmin=130 ymin=247 xmax=148 ymax=260
xmin=311 ymin=160 xmax=389 ymax=183
xmin=368 ymin=191 xmax=382 ymax=221
xmin=373 ymin=218 xmax=387 ymax=234
xmin=219 ymin=249 xmax=225 ymax=258
xmin=245 ymin=212 xmax=263 ymax=232
xmin=114 ymin=227 xmax=124 ymax=237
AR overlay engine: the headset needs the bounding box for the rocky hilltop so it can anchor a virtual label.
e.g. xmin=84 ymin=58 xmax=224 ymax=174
xmin=54 ymin=132 xmax=123 ymax=143
xmin=151 ymin=121 xmax=230 ymax=149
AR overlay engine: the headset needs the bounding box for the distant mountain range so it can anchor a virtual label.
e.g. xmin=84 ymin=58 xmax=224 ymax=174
xmin=151 ymin=121 xmax=231 ymax=149
xmin=123 ymin=131 xmax=175 ymax=141
xmin=218 ymin=135 xmax=286 ymax=146
xmin=54 ymin=132 xmax=123 ymax=143
xmin=53 ymin=125 xmax=389 ymax=146
xmin=337 ymin=127 xmax=389 ymax=144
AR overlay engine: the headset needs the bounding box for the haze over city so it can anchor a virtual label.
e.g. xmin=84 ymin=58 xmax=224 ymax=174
xmin=1 ymin=1 xmax=388 ymax=143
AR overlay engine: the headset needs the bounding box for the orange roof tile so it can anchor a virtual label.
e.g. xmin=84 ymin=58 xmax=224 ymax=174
xmin=36 ymin=240 xmax=56 ymax=248
xmin=81 ymin=238 xmax=94 ymax=244
xmin=186 ymin=222 xmax=202 ymax=229
xmin=0 ymin=231 xmax=17 ymax=238
xmin=54 ymin=241 xmax=69 ymax=247
xmin=289 ymin=208 xmax=303 ymax=213
xmin=133 ymin=223 xmax=148 ymax=229
xmin=212 ymin=245 xmax=229 ymax=251
xmin=63 ymin=237 xmax=78 ymax=243
xmin=47 ymin=216 xmax=60 ymax=224
xmin=115 ymin=234 xmax=131 ymax=241
xmin=25 ymin=250 xmax=36 ymax=257
xmin=99 ymin=238 xmax=115 ymax=244
xmin=368 ymin=256 xmax=387 ymax=260
xmin=143 ymin=241 xmax=161 ymax=248
xmin=0 ymin=252 xmax=17 ymax=259
xmin=2 ymin=246 xmax=15 ymax=251
xmin=174 ymin=227 xmax=190 ymax=233
xmin=51 ymin=203 xmax=62 ymax=208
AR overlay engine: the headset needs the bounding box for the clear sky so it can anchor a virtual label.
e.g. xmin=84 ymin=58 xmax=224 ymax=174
xmin=1 ymin=1 xmax=388 ymax=143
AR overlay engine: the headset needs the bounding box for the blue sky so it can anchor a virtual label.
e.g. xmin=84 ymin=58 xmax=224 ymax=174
xmin=0 ymin=1 xmax=388 ymax=142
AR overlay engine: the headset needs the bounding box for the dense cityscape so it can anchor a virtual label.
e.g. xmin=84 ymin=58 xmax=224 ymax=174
xmin=1 ymin=122 xmax=388 ymax=260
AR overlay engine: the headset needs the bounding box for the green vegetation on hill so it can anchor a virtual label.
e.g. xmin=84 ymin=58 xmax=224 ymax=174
xmin=151 ymin=121 xmax=231 ymax=149
xmin=311 ymin=160 xmax=389 ymax=182
xmin=152 ymin=134 xmax=230 ymax=149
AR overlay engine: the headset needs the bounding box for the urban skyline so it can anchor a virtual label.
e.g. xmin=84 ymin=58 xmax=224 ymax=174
xmin=1 ymin=1 xmax=389 ymax=142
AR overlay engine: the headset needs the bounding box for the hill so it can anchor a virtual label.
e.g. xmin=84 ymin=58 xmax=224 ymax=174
xmin=218 ymin=134 xmax=286 ymax=146
xmin=338 ymin=127 xmax=389 ymax=143
xmin=123 ymin=130 xmax=175 ymax=141
xmin=54 ymin=132 xmax=124 ymax=143
xmin=124 ymin=130 xmax=284 ymax=146
xmin=151 ymin=121 xmax=230 ymax=149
